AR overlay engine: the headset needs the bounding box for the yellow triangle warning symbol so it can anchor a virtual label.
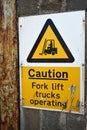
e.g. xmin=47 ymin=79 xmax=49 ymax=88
xmin=27 ymin=19 xmax=74 ymax=63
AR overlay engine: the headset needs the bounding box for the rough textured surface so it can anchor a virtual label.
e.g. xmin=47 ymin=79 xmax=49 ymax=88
xmin=0 ymin=0 xmax=19 ymax=130
xmin=18 ymin=0 xmax=39 ymax=16
xmin=66 ymin=0 xmax=87 ymax=11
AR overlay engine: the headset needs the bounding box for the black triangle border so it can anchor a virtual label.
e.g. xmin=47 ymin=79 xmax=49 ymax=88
xmin=27 ymin=19 xmax=74 ymax=63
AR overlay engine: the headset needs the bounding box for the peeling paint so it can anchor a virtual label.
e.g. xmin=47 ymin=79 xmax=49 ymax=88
xmin=0 ymin=0 xmax=19 ymax=130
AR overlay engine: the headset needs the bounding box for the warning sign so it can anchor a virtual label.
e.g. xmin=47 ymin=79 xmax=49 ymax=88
xmin=22 ymin=67 xmax=80 ymax=112
xmin=19 ymin=11 xmax=85 ymax=114
xmin=27 ymin=19 xmax=74 ymax=63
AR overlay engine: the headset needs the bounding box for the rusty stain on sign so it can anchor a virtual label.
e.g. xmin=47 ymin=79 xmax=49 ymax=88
xmin=0 ymin=0 xmax=19 ymax=130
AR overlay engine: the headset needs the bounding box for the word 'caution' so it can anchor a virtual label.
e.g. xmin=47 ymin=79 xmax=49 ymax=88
xmin=28 ymin=69 xmax=68 ymax=80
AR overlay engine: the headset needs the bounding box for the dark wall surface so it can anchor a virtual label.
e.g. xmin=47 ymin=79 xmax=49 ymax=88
xmin=17 ymin=0 xmax=87 ymax=130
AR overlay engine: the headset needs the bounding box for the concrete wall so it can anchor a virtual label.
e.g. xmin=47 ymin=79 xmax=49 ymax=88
xmin=17 ymin=0 xmax=87 ymax=130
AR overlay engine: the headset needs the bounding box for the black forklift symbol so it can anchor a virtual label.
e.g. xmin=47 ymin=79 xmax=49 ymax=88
xmin=39 ymin=39 xmax=57 ymax=55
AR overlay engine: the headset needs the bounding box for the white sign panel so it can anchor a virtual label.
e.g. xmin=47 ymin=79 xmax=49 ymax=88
xmin=19 ymin=11 xmax=85 ymax=114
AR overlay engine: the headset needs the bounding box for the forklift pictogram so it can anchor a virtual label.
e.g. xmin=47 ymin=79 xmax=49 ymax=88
xmin=39 ymin=39 xmax=57 ymax=55
xmin=27 ymin=19 xmax=74 ymax=62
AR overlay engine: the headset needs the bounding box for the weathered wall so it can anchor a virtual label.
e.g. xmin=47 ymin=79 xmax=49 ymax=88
xmin=0 ymin=0 xmax=19 ymax=130
xmin=17 ymin=0 xmax=87 ymax=130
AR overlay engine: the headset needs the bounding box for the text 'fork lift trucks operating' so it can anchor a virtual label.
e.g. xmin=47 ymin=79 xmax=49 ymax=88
xmin=39 ymin=39 xmax=57 ymax=55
